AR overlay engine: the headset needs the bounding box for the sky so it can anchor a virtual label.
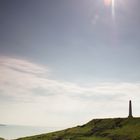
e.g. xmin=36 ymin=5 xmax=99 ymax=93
xmin=0 ymin=0 xmax=140 ymax=127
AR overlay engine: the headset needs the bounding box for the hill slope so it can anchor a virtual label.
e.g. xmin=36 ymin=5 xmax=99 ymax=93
xmin=17 ymin=117 xmax=140 ymax=140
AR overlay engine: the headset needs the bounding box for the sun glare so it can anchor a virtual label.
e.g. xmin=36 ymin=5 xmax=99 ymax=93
xmin=104 ymin=0 xmax=112 ymax=6
xmin=104 ymin=0 xmax=115 ymax=19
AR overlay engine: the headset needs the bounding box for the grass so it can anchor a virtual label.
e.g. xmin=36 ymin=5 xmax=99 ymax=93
xmin=16 ymin=117 xmax=140 ymax=140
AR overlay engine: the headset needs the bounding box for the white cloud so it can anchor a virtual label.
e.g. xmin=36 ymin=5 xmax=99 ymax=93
xmin=0 ymin=56 xmax=140 ymax=127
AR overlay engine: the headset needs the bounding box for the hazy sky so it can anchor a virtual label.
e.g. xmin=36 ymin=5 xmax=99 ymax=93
xmin=0 ymin=0 xmax=140 ymax=127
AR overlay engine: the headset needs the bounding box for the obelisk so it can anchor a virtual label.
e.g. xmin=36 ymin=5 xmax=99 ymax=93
xmin=128 ymin=100 xmax=133 ymax=118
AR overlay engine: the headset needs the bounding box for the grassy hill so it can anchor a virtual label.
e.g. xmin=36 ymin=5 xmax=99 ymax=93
xmin=17 ymin=117 xmax=140 ymax=140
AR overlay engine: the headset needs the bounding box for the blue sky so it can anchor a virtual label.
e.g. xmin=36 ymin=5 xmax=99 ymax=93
xmin=0 ymin=0 xmax=140 ymax=127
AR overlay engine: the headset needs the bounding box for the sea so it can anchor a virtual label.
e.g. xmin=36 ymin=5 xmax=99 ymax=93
xmin=0 ymin=125 xmax=63 ymax=140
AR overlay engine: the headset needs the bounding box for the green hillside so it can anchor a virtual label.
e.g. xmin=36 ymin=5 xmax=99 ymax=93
xmin=17 ymin=117 xmax=140 ymax=140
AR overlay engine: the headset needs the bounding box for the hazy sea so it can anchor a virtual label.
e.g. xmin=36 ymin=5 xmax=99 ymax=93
xmin=0 ymin=125 xmax=62 ymax=140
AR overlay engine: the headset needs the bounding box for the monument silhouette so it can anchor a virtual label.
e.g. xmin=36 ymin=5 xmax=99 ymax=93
xmin=128 ymin=100 xmax=133 ymax=118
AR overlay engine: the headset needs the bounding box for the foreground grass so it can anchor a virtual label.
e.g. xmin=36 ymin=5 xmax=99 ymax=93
xmin=16 ymin=117 xmax=140 ymax=140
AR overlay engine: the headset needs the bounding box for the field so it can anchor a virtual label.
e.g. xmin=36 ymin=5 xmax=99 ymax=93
xmin=16 ymin=117 xmax=140 ymax=140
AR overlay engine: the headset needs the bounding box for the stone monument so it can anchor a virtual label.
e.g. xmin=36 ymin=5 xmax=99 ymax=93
xmin=128 ymin=100 xmax=133 ymax=118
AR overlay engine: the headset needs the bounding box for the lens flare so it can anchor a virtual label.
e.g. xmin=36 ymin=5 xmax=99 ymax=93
xmin=112 ymin=0 xmax=115 ymax=19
